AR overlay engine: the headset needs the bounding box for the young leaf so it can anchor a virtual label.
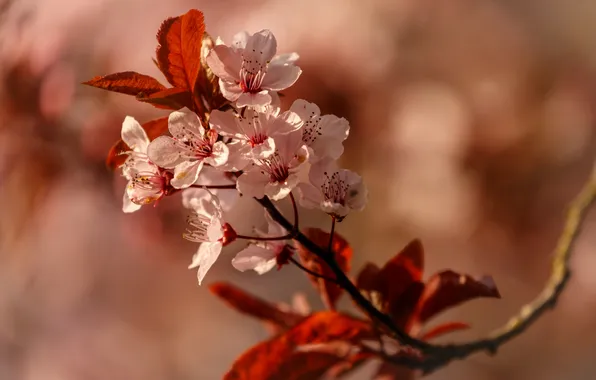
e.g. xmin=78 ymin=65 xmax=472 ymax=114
xmin=105 ymin=117 xmax=169 ymax=169
xmin=136 ymin=87 xmax=194 ymax=110
xmin=82 ymin=71 xmax=166 ymax=96
xmin=224 ymin=312 xmax=370 ymax=380
xmin=297 ymin=228 xmax=352 ymax=310
xmin=209 ymin=282 xmax=304 ymax=330
xmin=155 ymin=9 xmax=205 ymax=92
xmin=413 ymin=270 xmax=501 ymax=324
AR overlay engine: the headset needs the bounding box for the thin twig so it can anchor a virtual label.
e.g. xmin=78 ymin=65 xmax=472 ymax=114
xmin=190 ymin=184 xmax=236 ymax=189
xmin=328 ymin=216 xmax=336 ymax=254
xmin=236 ymin=233 xmax=292 ymax=242
xmin=289 ymin=192 xmax=299 ymax=232
xmin=289 ymin=256 xmax=339 ymax=284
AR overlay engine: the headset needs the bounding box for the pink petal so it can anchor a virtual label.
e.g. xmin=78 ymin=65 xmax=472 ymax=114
xmin=121 ymin=116 xmax=149 ymax=153
xmin=262 ymin=64 xmax=302 ymax=91
xmin=205 ymin=45 xmax=241 ymax=83
xmin=147 ymin=136 xmax=187 ymax=168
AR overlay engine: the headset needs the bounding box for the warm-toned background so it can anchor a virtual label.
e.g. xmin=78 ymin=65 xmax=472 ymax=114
xmin=1 ymin=0 xmax=596 ymax=379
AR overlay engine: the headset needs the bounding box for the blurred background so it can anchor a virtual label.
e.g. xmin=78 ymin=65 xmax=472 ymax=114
xmin=1 ymin=0 xmax=596 ymax=379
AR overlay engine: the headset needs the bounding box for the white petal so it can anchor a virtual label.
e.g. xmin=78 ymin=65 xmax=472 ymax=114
xmin=262 ymin=64 xmax=302 ymax=91
xmin=191 ymin=166 xmax=239 ymax=211
xmin=251 ymin=136 xmax=275 ymax=159
xmin=218 ymin=140 xmax=251 ymax=171
xmin=264 ymin=210 xmax=287 ymax=237
xmin=273 ymin=129 xmax=304 ymax=163
xmin=147 ymin=136 xmax=187 ymax=168
xmin=236 ymin=168 xmax=269 ymax=198
xmin=290 ymin=99 xmax=321 ymax=119
xmin=236 ymin=91 xmax=272 ymax=108
xmin=220 ymin=80 xmax=242 ymax=102
xmin=310 ymin=115 xmax=350 ymax=161
xmin=297 ymin=182 xmax=323 ymax=209
xmin=190 ymin=242 xmax=224 ymax=285
xmin=308 ymin=157 xmax=338 ymax=187
xmin=344 ymin=171 xmax=368 ymax=212
xmin=205 ymin=141 xmax=229 ymax=167
xmin=231 ymin=31 xmax=249 ymax=50
xmin=122 ymin=188 xmax=142 ymax=213
xmin=205 ymin=45 xmax=241 ymax=83
xmin=168 ymin=108 xmax=204 ymax=139
xmin=232 ymin=245 xmax=277 ymax=274
xmin=183 ymin=188 xmax=223 ymax=219
xmin=265 ymin=174 xmax=300 ymax=201
xmin=271 ymin=110 xmax=303 ymax=135
xmin=271 ymin=52 xmax=300 ymax=65
xmin=321 ymin=201 xmax=350 ymax=218
xmin=245 ymin=29 xmax=277 ymax=65
xmin=210 ymin=110 xmax=244 ymax=139
xmin=171 ymin=160 xmax=204 ymax=189
xmin=121 ymin=116 xmax=149 ymax=153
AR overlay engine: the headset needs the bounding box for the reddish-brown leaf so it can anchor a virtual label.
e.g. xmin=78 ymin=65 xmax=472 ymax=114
xmin=83 ymin=71 xmax=166 ymax=96
xmin=420 ymin=321 xmax=470 ymax=341
xmin=209 ymin=282 xmax=304 ymax=330
xmin=269 ymin=352 xmax=345 ymax=380
xmin=224 ymin=312 xmax=370 ymax=380
xmin=297 ymin=228 xmax=352 ymax=310
xmin=356 ymin=240 xmax=425 ymax=327
xmin=105 ymin=117 xmax=169 ymax=169
xmin=382 ymin=239 xmax=424 ymax=301
xmin=136 ymin=87 xmax=194 ymax=110
xmin=155 ymin=10 xmax=205 ymax=91
xmin=413 ymin=270 xmax=501 ymax=324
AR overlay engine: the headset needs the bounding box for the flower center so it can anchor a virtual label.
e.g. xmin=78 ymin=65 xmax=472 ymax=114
xmin=321 ymin=171 xmax=349 ymax=205
xmin=239 ymin=57 xmax=267 ymax=93
xmin=302 ymin=116 xmax=323 ymax=144
xmin=249 ymin=133 xmax=267 ymax=147
xmin=184 ymin=213 xmax=214 ymax=243
xmin=257 ymin=152 xmax=290 ymax=183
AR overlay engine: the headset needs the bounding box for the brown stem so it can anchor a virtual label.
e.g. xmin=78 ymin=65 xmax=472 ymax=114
xmin=190 ymin=184 xmax=236 ymax=189
xmin=288 ymin=256 xmax=339 ymax=283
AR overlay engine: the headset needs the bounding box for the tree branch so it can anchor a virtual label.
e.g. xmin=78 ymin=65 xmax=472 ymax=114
xmin=255 ymin=173 xmax=596 ymax=372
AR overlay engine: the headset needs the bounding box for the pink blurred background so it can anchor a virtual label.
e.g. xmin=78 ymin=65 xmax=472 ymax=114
xmin=1 ymin=0 xmax=596 ymax=379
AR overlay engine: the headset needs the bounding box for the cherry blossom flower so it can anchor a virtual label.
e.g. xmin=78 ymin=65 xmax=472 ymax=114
xmin=236 ymin=129 xmax=309 ymax=200
xmin=183 ymin=189 xmax=237 ymax=285
xmin=298 ymin=158 xmax=367 ymax=220
xmin=290 ymin=99 xmax=350 ymax=161
xmin=120 ymin=116 xmax=168 ymax=213
xmin=147 ymin=108 xmax=229 ymax=189
xmin=232 ymin=211 xmax=294 ymax=274
xmin=206 ymin=29 xmax=302 ymax=107
xmin=209 ymin=104 xmax=302 ymax=160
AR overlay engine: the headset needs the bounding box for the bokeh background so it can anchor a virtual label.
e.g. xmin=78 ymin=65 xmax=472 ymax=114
xmin=1 ymin=0 xmax=596 ymax=379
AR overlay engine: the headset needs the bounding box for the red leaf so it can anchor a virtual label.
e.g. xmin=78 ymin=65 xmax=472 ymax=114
xmin=209 ymin=282 xmax=304 ymax=330
xmin=105 ymin=117 xmax=169 ymax=169
xmin=155 ymin=10 xmax=205 ymax=91
xmin=356 ymin=240 xmax=425 ymax=327
xmin=83 ymin=71 xmax=166 ymax=96
xmin=224 ymin=312 xmax=370 ymax=380
xmin=297 ymin=228 xmax=352 ymax=310
xmin=420 ymin=321 xmax=470 ymax=341
xmin=413 ymin=270 xmax=501 ymax=325
xmin=136 ymin=87 xmax=194 ymax=110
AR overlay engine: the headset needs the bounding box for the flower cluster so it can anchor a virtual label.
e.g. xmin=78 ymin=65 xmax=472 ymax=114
xmin=114 ymin=29 xmax=367 ymax=284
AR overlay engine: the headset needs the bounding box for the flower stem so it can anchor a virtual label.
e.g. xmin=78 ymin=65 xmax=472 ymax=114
xmin=288 ymin=256 xmax=338 ymax=283
xmin=328 ymin=216 xmax=336 ymax=254
xmin=190 ymin=184 xmax=237 ymax=189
